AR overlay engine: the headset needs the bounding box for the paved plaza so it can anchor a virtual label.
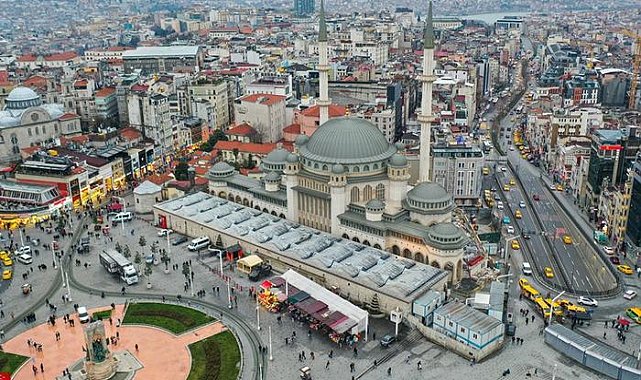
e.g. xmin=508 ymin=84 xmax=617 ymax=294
xmin=3 ymin=304 xmax=225 ymax=379
xmin=0 ymin=195 xmax=636 ymax=379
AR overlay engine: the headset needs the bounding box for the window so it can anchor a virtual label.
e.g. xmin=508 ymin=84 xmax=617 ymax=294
xmin=28 ymin=128 xmax=32 ymax=137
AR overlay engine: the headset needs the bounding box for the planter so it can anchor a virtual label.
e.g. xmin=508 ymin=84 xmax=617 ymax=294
xmin=146 ymin=282 xmax=152 ymax=289
xmin=164 ymin=268 xmax=170 ymax=274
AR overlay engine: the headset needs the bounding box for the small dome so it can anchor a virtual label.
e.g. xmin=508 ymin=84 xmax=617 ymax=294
xmin=295 ymin=134 xmax=310 ymax=146
xmin=405 ymin=182 xmax=454 ymax=214
xmin=331 ymin=164 xmax=345 ymax=174
xmin=208 ymin=162 xmax=235 ymax=177
xmin=287 ymin=153 xmax=299 ymax=163
xmin=389 ymin=154 xmax=407 ymax=167
xmin=366 ymin=198 xmax=385 ymax=211
xmin=133 ymin=180 xmax=162 ymax=195
xmin=5 ymin=86 xmax=42 ymax=110
xmin=263 ymin=146 xmax=290 ymax=165
xmin=426 ymin=223 xmax=467 ymax=251
xmin=7 ymin=87 xmax=39 ymax=102
xmin=264 ymin=171 xmax=281 ymax=182
xmin=395 ymin=141 xmax=405 ymax=151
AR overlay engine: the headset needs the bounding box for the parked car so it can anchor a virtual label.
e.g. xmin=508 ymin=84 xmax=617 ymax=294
xmin=609 ymin=256 xmax=620 ymax=265
xmin=77 ymin=306 xmax=90 ymax=323
xmin=506 ymin=225 xmax=515 ymax=234
xmin=577 ymin=296 xmax=598 ymax=307
xmin=172 ymin=235 xmax=188 ymax=246
xmin=618 ymin=265 xmax=634 ymax=275
xmin=603 ymin=246 xmax=616 ymax=255
xmin=624 ymin=290 xmax=638 ymax=300
xmin=17 ymin=254 xmax=33 ymax=265
xmin=15 ymin=246 xmax=31 ymax=255
xmin=380 ymin=335 xmax=396 ymax=348
xmin=519 ymin=201 xmax=526 ymax=208
xmin=248 ymin=263 xmax=273 ymax=282
xmin=157 ymin=229 xmax=173 ymax=237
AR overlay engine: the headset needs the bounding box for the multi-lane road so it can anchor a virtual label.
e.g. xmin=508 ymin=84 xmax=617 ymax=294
xmin=485 ymin=71 xmax=620 ymax=296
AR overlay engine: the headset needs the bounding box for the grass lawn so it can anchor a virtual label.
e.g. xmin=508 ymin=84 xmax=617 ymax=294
xmin=123 ymin=303 xmax=214 ymax=334
xmin=92 ymin=309 xmax=112 ymax=320
xmin=187 ymin=331 xmax=240 ymax=380
xmin=0 ymin=351 xmax=28 ymax=374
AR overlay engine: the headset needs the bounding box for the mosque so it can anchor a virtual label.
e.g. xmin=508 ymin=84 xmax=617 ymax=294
xmin=0 ymin=87 xmax=81 ymax=163
xmin=206 ymin=2 xmax=482 ymax=283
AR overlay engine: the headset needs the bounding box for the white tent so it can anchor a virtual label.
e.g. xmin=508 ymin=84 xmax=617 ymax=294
xmin=281 ymin=269 xmax=369 ymax=336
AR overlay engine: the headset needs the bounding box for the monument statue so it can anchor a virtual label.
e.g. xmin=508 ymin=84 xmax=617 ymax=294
xmin=83 ymin=321 xmax=116 ymax=380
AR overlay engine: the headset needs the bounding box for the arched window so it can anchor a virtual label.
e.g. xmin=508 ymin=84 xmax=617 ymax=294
xmin=322 ymin=165 xmax=328 ymax=171
xmin=10 ymin=133 xmax=17 ymax=144
xmin=27 ymin=128 xmax=32 ymax=137
xmin=353 ymin=166 xmax=360 ymax=173
xmin=363 ymin=185 xmax=373 ymax=202
xmin=375 ymin=183 xmax=385 ymax=200
xmin=363 ymin=165 xmax=369 ymax=171
xmin=350 ymin=187 xmax=360 ymax=203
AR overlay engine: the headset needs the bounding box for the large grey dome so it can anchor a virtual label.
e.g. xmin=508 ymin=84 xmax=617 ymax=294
xmin=405 ymin=182 xmax=454 ymax=214
xmin=5 ymin=87 xmax=42 ymax=110
xmin=426 ymin=223 xmax=467 ymax=251
xmin=299 ymin=117 xmax=396 ymax=164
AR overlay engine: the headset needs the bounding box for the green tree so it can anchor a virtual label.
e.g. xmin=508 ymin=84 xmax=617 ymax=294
xmin=174 ymin=159 xmax=190 ymax=181
xmin=161 ymin=249 xmax=170 ymax=270
xmin=115 ymin=242 xmax=122 ymax=253
xmin=139 ymin=236 xmax=146 ymax=247
xmin=123 ymin=245 xmax=131 ymax=259
xmin=134 ymin=252 xmax=142 ymax=265
xmin=200 ymin=129 xmax=228 ymax=152
xmin=144 ymin=262 xmax=153 ymax=278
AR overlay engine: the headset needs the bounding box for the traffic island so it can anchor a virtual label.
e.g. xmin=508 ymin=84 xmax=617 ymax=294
xmin=122 ymin=302 xmax=215 ymax=334
xmin=187 ymin=331 xmax=240 ymax=380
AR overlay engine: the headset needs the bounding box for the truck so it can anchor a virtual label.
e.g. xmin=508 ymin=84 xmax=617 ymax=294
xmin=99 ymin=250 xmax=139 ymax=285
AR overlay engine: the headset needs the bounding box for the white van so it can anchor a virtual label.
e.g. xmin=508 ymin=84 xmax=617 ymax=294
xmin=188 ymin=236 xmax=210 ymax=251
xmin=77 ymin=306 xmax=90 ymax=323
xmin=112 ymin=212 xmax=133 ymax=224
xmin=522 ymin=262 xmax=532 ymax=275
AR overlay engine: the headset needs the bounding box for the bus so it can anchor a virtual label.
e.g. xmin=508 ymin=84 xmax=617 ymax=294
xmin=626 ymin=308 xmax=641 ymax=324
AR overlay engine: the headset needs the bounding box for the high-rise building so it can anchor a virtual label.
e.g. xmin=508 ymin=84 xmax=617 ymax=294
xmin=294 ymin=0 xmax=315 ymax=17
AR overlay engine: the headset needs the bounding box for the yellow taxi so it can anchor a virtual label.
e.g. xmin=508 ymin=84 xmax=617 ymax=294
xmin=618 ymin=265 xmax=634 ymax=275
xmin=503 ymin=184 xmax=510 ymax=191
xmin=544 ymin=267 xmax=554 ymax=278
xmin=2 ymin=257 xmax=12 ymax=266
xmin=511 ymin=240 xmax=521 ymax=250
xmin=562 ymin=235 xmax=573 ymax=244
xmin=515 ymin=210 xmax=522 ymax=219
xmin=509 ymin=178 xmax=516 ymax=186
xmin=556 ymin=184 xmax=564 ymax=191
xmin=2 ymin=269 xmax=11 ymax=280
xmin=482 ymin=167 xmax=490 ymax=175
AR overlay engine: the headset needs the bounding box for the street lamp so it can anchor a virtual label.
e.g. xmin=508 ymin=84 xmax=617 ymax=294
xmin=188 ymin=260 xmax=194 ymax=297
xmin=51 ymin=241 xmax=58 ymax=269
xmin=268 ymin=325 xmax=273 ymax=361
xmin=548 ymin=291 xmax=566 ymax=326
xmin=113 ymin=196 xmax=126 ymax=233
xmin=227 ymin=278 xmax=232 ymax=309
xmin=256 ymin=296 xmax=261 ymax=331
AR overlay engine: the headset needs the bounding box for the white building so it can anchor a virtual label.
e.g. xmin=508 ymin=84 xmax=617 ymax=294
xmin=432 ymin=144 xmax=484 ymax=207
xmin=233 ymin=94 xmax=286 ymax=143
xmin=433 ymin=301 xmax=504 ymax=351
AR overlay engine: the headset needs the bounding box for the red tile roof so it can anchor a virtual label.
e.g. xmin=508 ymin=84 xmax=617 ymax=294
xmin=74 ymin=79 xmax=88 ymax=88
xmin=146 ymin=173 xmax=174 ymax=186
xmin=131 ymin=84 xmax=148 ymax=92
xmin=45 ymin=52 xmax=78 ymax=62
xmin=17 ymin=55 xmax=37 ymax=62
xmin=119 ymin=127 xmax=142 ymax=141
xmin=300 ymin=104 xmax=346 ymax=118
xmin=69 ymin=135 xmax=90 ymax=144
xmin=227 ymin=123 xmax=257 ymax=136
xmin=59 ymin=112 xmax=80 ymax=121
xmin=21 ymin=146 xmax=42 ymax=155
xmin=95 ymin=87 xmax=116 ymax=97
xmin=214 ymin=140 xmax=290 ymax=155
xmin=240 ymin=94 xmax=286 ymax=106
xmin=107 ymin=46 xmax=134 ymax=52
xmin=23 ymin=75 xmax=47 ymax=87
xmin=283 ymin=123 xmax=300 ymax=134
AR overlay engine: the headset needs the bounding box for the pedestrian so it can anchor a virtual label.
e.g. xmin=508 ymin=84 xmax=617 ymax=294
xmin=326 ymin=360 xmax=330 ymax=369
xmin=329 ymin=349 xmax=333 ymax=358
xmin=310 ymin=352 xmax=315 ymax=360
xmin=40 ymin=363 xmax=44 ymax=373
xmin=387 ymin=367 xmax=392 ymax=376
xmin=531 ymin=315 xmax=535 ymax=323
xmin=298 ymin=353 xmax=302 ymax=362
xmin=32 ymin=365 xmax=37 ymax=375
xmin=417 ymin=361 xmax=422 ymax=370
xmin=525 ymin=318 xmax=529 ymax=325
xmin=350 ymin=362 xmax=355 ymax=372
xmin=604 ymin=332 xmax=607 ymax=339
xmin=135 ymin=344 xmax=139 ymax=351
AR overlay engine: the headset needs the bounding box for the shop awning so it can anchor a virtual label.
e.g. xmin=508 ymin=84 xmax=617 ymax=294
xmin=260 ymin=280 xmax=273 ymax=290
xmin=270 ymin=277 xmax=285 ymax=287
xmin=618 ymin=317 xmax=631 ymax=326
xmin=324 ymin=311 xmax=346 ymax=327
xmin=332 ymin=318 xmax=358 ymax=334
xmin=297 ymin=299 xmax=328 ymax=315
xmin=288 ymin=291 xmax=310 ymax=304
